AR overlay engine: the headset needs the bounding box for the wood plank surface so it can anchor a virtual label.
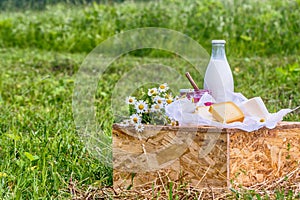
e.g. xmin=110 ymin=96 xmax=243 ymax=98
xmin=113 ymin=122 xmax=300 ymax=189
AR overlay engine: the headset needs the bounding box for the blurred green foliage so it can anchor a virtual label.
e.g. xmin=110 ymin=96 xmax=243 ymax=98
xmin=0 ymin=0 xmax=299 ymax=56
xmin=0 ymin=0 xmax=125 ymax=10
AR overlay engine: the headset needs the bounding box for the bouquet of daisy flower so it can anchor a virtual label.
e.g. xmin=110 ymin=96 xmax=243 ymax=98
xmin=125 ymin=83 xmax=176 ymax=132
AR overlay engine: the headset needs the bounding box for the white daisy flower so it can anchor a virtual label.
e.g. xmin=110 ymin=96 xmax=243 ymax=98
xmin=164 ymin=93 xmax=173 ymax=99
xmin=135 ymin=123 xmax=144 ymax=133
xmin=130 ymin=114 xmax=141 ymax=124
xmin=135 ymin=100 xmax=148 ymax=114
xmin=174 ymin=96 xmax=180 ymax=101
xmin=126 ymin=96 xmax=136 ymax=105
xmin=150 ymin=103 xmax=162 ymax=112
xmin=154 ymin=96 xmax=165 ymax=106
xmin=170 ymin=120 xmax=177 ymax=126
xmin=147 ymin=88 xmax=158 ymax=96
xmin=158 ymin=83 xmax=169 ymax=93
xmin=119 ymin=119 xmax=131 ymax=127
xmin=165 ymin=97 xmax=173 ymax=105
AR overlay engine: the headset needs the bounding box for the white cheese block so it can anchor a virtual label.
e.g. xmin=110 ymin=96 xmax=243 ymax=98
xmin=239 ymin=97 xmax=269 ymax=120
xmin=209 ymin=101 xmax=244 ymax=123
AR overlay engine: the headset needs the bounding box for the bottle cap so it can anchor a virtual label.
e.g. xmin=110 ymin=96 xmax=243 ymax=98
xmin=212 ymin=40 xmax=226 ymax=44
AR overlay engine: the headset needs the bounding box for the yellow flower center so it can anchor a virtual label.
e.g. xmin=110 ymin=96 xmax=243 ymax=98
xmin=129 ymin=99 xmax=133 ymax=103
xmin=138 ymin=104 xmax=144 ymax=110
xmin=133 ymin=117 xmax=138 ymax=123
xmin=154 ymin=105 xmax=160 ymax=109
xmin=157 ymin=100 xmax=162 ymax=104
xmin=166 ymin=99 xmax=172 ymax=104
xmin=160 ymin=85 xmax=165 ymax=89
xmin=150 ymin=89 xmax=155 ymax=93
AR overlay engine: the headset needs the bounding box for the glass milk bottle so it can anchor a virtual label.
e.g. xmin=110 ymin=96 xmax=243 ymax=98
xmin=204 ymin=40 xmax=234 ymax=102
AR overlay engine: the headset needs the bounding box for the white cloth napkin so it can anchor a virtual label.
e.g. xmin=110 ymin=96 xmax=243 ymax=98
xmin=166 ymin=92 xmax=298 ymax=132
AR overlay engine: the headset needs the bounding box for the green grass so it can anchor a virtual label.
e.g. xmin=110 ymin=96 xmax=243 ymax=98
xmin=0 ymin=47 xmax=299 ymax=199
xmin=0 ymin=48 xmax=113 ymax=199
xmin=0 ymin=0 xmax=299 ymax=199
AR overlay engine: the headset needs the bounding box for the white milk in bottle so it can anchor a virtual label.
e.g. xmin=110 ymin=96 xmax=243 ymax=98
xmin=204 ymin=40 xmax=234 ymax=102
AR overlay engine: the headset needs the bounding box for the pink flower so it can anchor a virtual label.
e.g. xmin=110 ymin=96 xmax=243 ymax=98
xmin=204 ymin=102 xmax=214 ymax=106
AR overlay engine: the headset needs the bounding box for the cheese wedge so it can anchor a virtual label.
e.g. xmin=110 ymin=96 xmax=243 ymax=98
xmin=209 ymin=101 xmax=244 ymax=123
xmin=239 ymin=97 xmax=269 ymax=120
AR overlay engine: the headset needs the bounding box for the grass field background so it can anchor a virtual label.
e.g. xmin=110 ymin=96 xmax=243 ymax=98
xmin=0 ymin=0 xmax=299 ymax=199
